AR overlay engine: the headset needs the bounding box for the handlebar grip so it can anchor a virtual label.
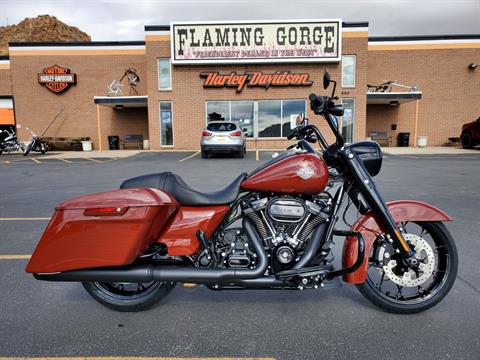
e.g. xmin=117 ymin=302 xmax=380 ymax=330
xmin=286 ymin=130 xmax=297 ymax=140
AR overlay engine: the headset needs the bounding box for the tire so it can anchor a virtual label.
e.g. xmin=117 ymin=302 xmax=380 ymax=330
xmin=236 ymin=150 xmax=244 ymax=158
xmin=82 ymin=281 xmax=175 ymax=312
xmin=356 ymin=222 xmax=458 ymax=314
xmin=461 ymin=132 xmax=474 ymax=149
xmin=201 ymin=149 xmax=208 ymax=159
xmin=23 ymin=143 xmax=32 ymax=156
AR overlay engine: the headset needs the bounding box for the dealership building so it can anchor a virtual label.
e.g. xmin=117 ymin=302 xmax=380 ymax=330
xmin=0 ymin=20 xmax=478 ymax=150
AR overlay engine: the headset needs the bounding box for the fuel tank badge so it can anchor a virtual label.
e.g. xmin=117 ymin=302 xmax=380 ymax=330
xmin=296 ymin=162 xmax=315 ymax=180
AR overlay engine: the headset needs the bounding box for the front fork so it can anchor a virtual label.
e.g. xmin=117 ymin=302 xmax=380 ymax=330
xmin=342 ymin=148 xmax=415 ymax=262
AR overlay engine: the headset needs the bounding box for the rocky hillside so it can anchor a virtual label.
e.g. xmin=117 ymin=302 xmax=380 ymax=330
xmin=0 ymin=15 xmax=91 ymax=56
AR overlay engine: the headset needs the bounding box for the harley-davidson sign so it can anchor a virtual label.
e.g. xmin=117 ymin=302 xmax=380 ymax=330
xmin=172 ymin=20 xmax=341 ymax=64
xmin=38 ymin=65 xmax=77 ymax=94
xmin=200 ymin=71 xmax=313 ymax=92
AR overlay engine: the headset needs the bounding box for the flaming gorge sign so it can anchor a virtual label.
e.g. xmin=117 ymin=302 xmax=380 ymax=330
xmin=38 ymin=65 xmax=76 ymax=94
xmin=200 ymin=71 xmax=313 ymax=92
xmin=172 ymin=20 xmax=341 ymax=64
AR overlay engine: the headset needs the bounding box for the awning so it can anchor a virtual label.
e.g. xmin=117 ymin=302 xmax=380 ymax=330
xmin=93 ymin=95 xmax=148 ymax=108
xmin=367 ymin=91 xmax=422 ymax=105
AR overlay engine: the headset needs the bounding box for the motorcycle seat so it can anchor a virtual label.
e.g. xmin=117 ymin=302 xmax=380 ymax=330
xmin=120 ymin=171 xmax=247 ymax=206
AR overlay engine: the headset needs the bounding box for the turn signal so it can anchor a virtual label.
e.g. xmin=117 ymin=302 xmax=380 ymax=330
xmin=230 ymin=131 xmax=242 ymax=136
xmin=202 ymin=131 xmax=212 ymax=137
xmin=84 ymin=207 xmax=128 ymax=217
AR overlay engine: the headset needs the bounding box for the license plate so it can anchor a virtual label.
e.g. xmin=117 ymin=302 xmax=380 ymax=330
xmin=215 ymin=136 xmax=227 ymax=142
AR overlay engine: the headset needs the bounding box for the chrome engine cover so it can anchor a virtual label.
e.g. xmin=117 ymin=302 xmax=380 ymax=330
xmin=267 ymin=197 xmax=306 ymax=223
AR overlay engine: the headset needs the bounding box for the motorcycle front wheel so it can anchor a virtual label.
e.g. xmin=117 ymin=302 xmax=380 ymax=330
xmin=356 ymin=221 xmax=458 ymax=314
xmin=82 ymin=281 xmax=175 ymax=312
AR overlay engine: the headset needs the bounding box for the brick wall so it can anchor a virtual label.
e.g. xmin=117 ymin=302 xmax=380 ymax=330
xmin=0 ymin=67 xmax=12 ymax=95
xmin=145 ymin=35 xmax=368 ymax=150
xmin=9 ymin=52 xmax=147 ymax=149
xmin=367 ymin=48 xmax=480 ymax=146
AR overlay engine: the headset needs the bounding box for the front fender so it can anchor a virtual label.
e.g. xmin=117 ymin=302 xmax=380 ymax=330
xmin=342 ymin=200 xmax=453 ymax=284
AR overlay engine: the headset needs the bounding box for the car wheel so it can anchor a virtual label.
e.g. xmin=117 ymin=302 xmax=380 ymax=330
xmin=201 ymin=149 xmax=209 ymax=158
xmin=461 ymin=132 xmax=474 ymax=149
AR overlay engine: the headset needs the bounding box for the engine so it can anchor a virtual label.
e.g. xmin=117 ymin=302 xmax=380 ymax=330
xmin=213 ymin=194 xmax=332 ymax=271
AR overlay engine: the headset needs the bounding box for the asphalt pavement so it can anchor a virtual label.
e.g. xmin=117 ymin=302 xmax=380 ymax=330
xmin=0 ymin=150 xmax=479 ymax=359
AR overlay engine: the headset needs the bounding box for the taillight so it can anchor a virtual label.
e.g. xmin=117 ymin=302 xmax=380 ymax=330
xmin=202 ymin=131 xmax=212 ymax=137
xmin=230 ymin=131 xmax=242 ymax=137
xmin=84 ymin=207 xmax=128 ymax=216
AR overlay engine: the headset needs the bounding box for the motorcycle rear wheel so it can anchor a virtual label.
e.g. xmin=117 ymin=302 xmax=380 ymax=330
xmin=82 ymin=281 xmax=175 ymax=312
xmin=356 ymin=221 xmax=458 ymax=314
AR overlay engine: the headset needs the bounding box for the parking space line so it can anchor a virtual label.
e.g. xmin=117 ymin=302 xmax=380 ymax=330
xmin=256 ymin=149 xmax=260 ymax=161
xmin=4 ymin=160 xmax=10 ymax=164
xmin=179 ymin=151 xmax=200 ymax=162
xmin=0 ymin=217 xmax=50 ymax=221
xmin=0 ymin=254 xmax=31 ymax=260
xmin=86 ymin=157 xmax=103 ymax=163
xmin=58 ymin=158 xmax=73 ymax=163
xmin=30 ymin=158 xmax=41 ymax=164
xmin=0 ymin=358 xmax=275 ymax=360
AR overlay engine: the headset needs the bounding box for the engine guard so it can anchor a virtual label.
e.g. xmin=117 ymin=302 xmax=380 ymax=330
xmin=342 ymin=200 xmax=453 ymax=284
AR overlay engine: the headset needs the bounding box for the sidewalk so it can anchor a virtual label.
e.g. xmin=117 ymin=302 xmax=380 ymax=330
xmin=40 ymin=150 xmax=144 ymax=159
xmin=382 ymin=146 xmax=479 ymax=155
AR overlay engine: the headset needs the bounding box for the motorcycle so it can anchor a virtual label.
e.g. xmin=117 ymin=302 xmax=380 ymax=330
xmin=26 ymin=70 xmax=458 ymax=313
xmin=23 ymin=127 xmax=48 ymax=156
xmin=0 ymin=128 xmax=25 ymax=155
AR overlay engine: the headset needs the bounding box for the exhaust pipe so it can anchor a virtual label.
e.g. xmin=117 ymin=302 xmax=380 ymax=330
xmin=34 ymin=219 xmax=268 ymax=284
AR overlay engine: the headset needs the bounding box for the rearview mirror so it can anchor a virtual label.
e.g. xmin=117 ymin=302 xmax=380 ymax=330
xmin=295 ymin=113 xmax=306 ymax=126
xmin=323 ymin=69 xmax=331 ymax=90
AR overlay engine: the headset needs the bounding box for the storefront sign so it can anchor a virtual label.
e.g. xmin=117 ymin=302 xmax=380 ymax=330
xmin=38 ymin=65 xmax=76 ymax=94
xmin=172 ymin=20 xmax=341 ymax=64
xmin=200 ymin=71 xmax=313 ymax=92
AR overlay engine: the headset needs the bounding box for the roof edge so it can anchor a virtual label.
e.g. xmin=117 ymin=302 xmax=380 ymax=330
xmin=145 ymin=25 xmax=170 ymax=31
xmin=9 ymin=41 xmax=145 ymax=47
xmin=369 ymin=34 xmax=480 ymax=42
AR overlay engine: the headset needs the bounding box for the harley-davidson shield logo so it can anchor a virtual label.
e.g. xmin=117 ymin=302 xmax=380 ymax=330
xmin=296 ymin=162 xmax=315 ymax=180
xmin=38 ymin=65 xmax=77 ymax=94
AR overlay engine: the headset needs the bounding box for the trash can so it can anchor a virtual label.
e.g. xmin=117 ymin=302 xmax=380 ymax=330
xmin=143 ymin=139 xmax=150 ymax=150
xmin=108 ymin=136 xmax=120 ymax=150
xmin=417 ymin=136 xmax=428 ymax=147
xmin=398 ymin=132 xmax=410 ymax=147
xmin=81 ymin=141 xmax=93 ymax=151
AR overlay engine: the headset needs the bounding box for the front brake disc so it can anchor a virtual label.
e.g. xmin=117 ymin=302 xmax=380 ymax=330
xmin=383 ymin=233 xmax=435 ymax=287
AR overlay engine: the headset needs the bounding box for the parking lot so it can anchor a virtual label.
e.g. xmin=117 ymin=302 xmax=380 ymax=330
xmin=0 ymin=151 xmax=479 ymax=359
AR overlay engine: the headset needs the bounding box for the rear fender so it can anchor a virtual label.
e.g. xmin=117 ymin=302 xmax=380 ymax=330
xmin=342 ymin=200 xmax=453 ymax=284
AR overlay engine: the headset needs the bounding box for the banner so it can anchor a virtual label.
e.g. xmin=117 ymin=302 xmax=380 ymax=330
xmin=171 ymin=20 xmax=341 ymax=64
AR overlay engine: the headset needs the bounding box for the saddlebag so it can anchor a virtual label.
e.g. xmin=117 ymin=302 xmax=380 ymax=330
xmin=26 ymin=188 xmax=178 ymax=273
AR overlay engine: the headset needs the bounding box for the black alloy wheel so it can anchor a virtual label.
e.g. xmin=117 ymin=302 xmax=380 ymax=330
xmin=357 ymin=221 xmax=458 ymax=314
xmin=82 ymin=281 xmax=175 ymax=312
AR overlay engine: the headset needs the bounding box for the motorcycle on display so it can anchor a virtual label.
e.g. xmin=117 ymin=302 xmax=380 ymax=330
xmin=26 ymin=70 xmax=458 ymax=313
xmin=0 ymin=128 xmax=25 ymax=155
xmin=23 ymin=127 xmax=48 ymax=156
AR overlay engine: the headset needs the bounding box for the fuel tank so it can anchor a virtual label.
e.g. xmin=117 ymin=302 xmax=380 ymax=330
xmin=241 ymin=153 xmax=329 ymax=194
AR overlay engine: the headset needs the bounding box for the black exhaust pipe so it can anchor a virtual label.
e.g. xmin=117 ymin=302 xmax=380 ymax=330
xmin=34 ymin=219 xmax=268 ymax=284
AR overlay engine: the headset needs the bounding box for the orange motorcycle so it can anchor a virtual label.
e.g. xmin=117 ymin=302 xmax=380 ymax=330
xmin=27 ymin=70 xmax=458 ymax=313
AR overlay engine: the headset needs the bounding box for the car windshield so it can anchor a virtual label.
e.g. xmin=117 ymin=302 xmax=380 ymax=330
xmin=207 ymin=123 xmax=237 ymax=132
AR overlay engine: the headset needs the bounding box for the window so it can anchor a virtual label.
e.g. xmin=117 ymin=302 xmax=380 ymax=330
xmin=231 ymin=101 xmax=254 ymax=137
xmin=159 ymin=101 xmax=173 ymax=146
xmin=206 ymin=101 xmax=230 ymax=121
xmin=157 ymin=59 xmax=171 ymax=90
xmin=282 ymin=100 xmax=306 ymax=137
xmin=207 ymin=123 xmax=237 ymax=132
xmin=341 ymin=99 xmax=355 ymax=143
xmin=342 ymin=55 xmax=356 ymax=88
xmin=205 ymin=99 xmax=306 ymax=138
xmin=258 ymin=100 xmax=282 ymax=138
